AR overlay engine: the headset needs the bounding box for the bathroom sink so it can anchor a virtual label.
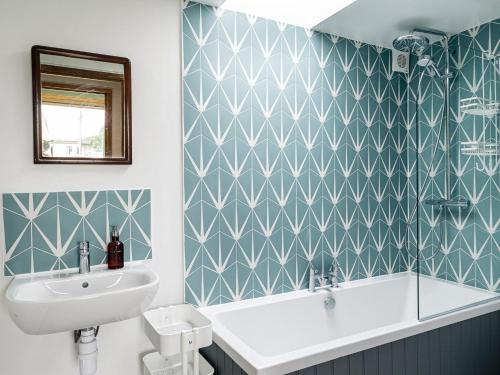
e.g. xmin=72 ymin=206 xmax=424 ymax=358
xmin=5 ymin=264 xmax=159 ymax=335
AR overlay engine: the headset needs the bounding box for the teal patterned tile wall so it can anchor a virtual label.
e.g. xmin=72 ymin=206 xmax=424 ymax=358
xmin=405 ymin=19 xmax=499 ymax=292
xmin=2 ymin=189 xmax=152 ymax=275
xmin=182 ymin=1 xmax=408 ymax=306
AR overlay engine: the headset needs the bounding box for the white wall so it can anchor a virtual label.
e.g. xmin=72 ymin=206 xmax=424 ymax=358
xmin=0 ymin=0 xmax=183 ymax=374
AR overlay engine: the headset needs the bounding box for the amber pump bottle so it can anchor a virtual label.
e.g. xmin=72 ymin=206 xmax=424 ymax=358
xmin=107 ymin=225 xmax=124 ymax=269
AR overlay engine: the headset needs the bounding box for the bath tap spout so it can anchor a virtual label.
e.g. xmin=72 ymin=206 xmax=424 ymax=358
xmin=309 ymin=264 xmax=337 ymax=292
xmin=308 ymin=266 xmax=320 ymax=292
xmin=328 ymin=259 xmax=340 ymax=289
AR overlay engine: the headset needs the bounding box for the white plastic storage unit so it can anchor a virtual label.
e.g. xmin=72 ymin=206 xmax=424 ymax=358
xmin=143 ymin=304 xmax=214 ymax=375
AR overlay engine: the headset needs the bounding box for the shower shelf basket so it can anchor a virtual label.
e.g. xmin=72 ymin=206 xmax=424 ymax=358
xmin=142 ymin=304 xmax=214 ymax=375
xmin=460 ymin=141 xmax=500 ymax=156
xmin=460 ymin=97 xmax=500 ymax=118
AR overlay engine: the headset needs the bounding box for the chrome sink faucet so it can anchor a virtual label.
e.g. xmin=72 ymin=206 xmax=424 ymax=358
xmin=79 ymin=241 xmax=90 ymax=274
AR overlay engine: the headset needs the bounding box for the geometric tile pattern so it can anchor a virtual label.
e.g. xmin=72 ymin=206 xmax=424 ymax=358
xmin=2 ymin=189 xmax=151 ymax=275
xmin=405 ymin=18 xmax=499 ymax=292
xmin=182 ymin=1 xmax=407 ymax=306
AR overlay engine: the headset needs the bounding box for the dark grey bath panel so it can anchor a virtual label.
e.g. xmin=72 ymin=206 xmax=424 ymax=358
xmin=201 ymin=310 xmax=499 ymax=375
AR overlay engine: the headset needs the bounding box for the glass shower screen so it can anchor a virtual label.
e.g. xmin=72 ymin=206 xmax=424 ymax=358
xmin=415 ymin=42 xmax=499 ymax=320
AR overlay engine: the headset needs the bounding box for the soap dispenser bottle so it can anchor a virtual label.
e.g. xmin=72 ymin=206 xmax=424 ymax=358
xmin=107 ymin=225 xmax=124 ymax=269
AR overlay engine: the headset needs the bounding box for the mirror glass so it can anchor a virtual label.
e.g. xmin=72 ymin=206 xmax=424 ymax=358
xmin=33 ymin=47 xmax=131 ymax=164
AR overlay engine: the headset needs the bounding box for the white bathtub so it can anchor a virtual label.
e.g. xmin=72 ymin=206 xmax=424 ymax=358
xmin=199 ymin=273 xmax=499 ymax=375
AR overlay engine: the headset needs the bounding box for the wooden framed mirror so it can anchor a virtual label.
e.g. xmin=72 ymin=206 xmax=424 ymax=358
xmin=32 ymin=46 xmax=132 ymax=164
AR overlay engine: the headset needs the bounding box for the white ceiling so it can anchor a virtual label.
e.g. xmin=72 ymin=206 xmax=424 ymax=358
xmin=196 ymin=0 xmax=226 ymax=6
xmin=315 ymin=0 xmax=500 ymax=49
xmin=215 ymin=0 xmax=357 ymax=29
xmin=197 ymin=0 xmax=500 ymax=50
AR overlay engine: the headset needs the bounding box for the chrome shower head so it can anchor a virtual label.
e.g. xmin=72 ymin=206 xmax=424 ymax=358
xmin=392 ymin=34 xmax=430 ymax=55
xmin=417 ymin=55 xmax=434 ymax=67
xmin=417 ymin=54 xmax=445 ymax=78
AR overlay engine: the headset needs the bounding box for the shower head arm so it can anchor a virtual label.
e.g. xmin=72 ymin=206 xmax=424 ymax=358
xmin=411 ymin=27 xmax=448 ymax=41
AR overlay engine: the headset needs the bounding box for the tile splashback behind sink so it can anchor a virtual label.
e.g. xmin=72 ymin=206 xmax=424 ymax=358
xmin=2 ymin=189 xmax=151 ymax=276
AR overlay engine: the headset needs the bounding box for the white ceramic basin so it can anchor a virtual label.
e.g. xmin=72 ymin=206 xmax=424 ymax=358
xmin=5 ymin=264 xmax=159 ymax=334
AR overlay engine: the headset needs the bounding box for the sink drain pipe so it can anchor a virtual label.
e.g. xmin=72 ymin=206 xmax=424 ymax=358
xmin=75 ymin=327 xmax=99 ymax=375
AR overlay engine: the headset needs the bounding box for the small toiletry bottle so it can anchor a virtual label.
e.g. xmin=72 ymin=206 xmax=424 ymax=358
xmin=107 ymin=225 xmax=124 ymax=269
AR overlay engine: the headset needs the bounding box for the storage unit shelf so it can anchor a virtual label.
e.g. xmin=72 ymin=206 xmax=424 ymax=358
xmin=143 ymin=305 xmax=213 ymax=375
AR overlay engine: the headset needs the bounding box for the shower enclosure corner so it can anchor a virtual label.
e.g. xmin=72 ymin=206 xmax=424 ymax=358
xmin=394 ymin=27 xmax=500 ymax=320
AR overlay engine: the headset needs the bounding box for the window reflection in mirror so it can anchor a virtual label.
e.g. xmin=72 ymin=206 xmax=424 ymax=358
xmin=41 ymin=88 xmax=108 ymax=158
xmin=32 ymin=46 xmax=131 ymax=164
